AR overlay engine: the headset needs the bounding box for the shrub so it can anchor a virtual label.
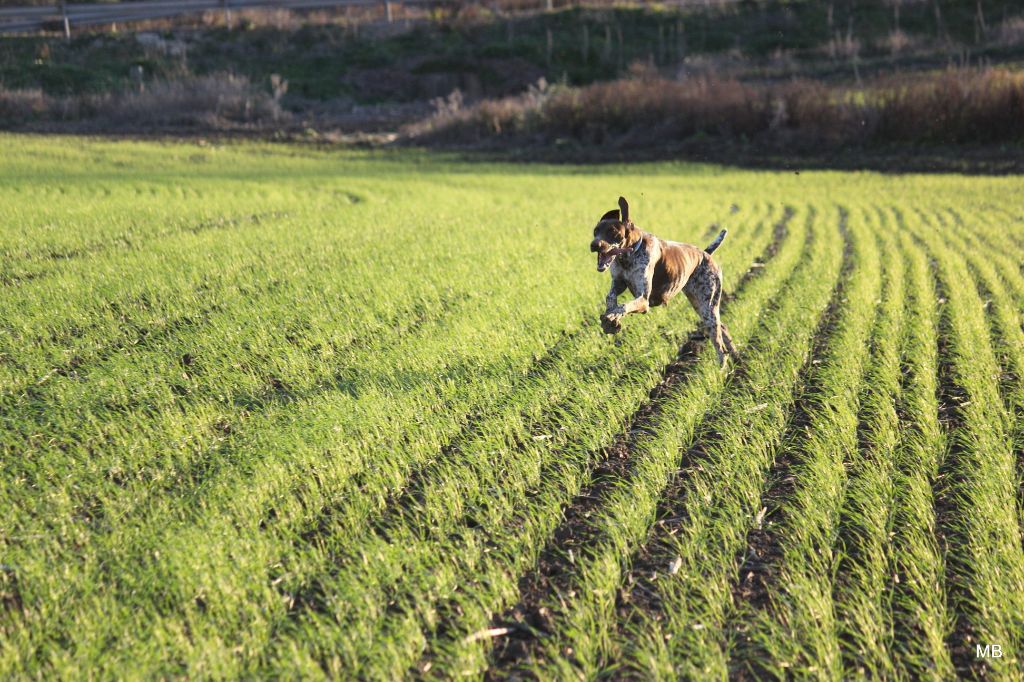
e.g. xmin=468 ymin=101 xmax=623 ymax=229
xmin=410 ymin=67 xmax=1024 ymax=148
xmin=101 ymin=73 xmax=285 ymax=127
xmin=0 ymin=72 xmax=286 ymax=130
xmin=875 ymin=68 xmax=1024 ymax=144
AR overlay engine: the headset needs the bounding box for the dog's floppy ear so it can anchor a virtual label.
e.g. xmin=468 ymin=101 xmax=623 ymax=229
xmin=618 ymin=196 xmax=630 ymax=223
xmin=600 ymin=209 xmax=620 ymax=222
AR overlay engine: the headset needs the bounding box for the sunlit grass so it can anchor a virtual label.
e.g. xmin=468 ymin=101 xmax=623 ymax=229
xmin=0 ymin=135 xmax=1022 ymax=679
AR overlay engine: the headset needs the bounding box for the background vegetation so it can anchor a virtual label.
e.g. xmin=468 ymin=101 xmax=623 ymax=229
xmin=0 ymin=0 xmax=1023 ymax=153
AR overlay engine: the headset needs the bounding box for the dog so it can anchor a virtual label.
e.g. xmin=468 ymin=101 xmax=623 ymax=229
xmin=590 ymin=196 xmax=736 ymax=366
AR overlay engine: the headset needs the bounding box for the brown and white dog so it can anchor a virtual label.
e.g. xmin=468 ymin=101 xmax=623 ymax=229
xmin=590 ymin=196 xmax=737 ymax=366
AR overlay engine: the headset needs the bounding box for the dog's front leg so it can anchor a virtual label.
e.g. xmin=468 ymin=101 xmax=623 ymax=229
xmin=615 ymin=292 xmax=650 ymax=317
xmin=601 ymin=279 xmax=627 ymax=334
xmin=605 ymin=279 xmax=626 ymax=313
xmin=603 ymin=273 xmax=651 ymax=329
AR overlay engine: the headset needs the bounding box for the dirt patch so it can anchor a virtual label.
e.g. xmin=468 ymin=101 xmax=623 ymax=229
xmin=0 ymin=566 xmax=22 ymax=617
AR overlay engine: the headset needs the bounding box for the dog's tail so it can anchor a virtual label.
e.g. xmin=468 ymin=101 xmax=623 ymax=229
xmin=705 ymin=229 xmax=728 ymax=254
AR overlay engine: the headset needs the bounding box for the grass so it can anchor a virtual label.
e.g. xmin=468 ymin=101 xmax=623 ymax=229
xmin=1 ymin=134 xmax=1023 ymax=679
xmin=615 ymin=204 xmax=844 ymax=679
xmin=830 ymin=212 xmax=905 ymax=679
xmin=726 ymin=202 xmax=881 ymax=679
xmin=904 ymin=207 xmax=1024 ymax=675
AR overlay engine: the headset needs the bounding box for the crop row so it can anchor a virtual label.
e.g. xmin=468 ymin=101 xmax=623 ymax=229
xmin=474 ymin=202 xmax=838 ymax=679
xmin=902 ymin=208 xmax=1024 ymax=675
xmin=2 ymin=154 xmax=775 ymax=677
xmin=258 ymin=204 xmax=783 ymax=678
xmin=4 ymin=137 xmax=1023 ymax=679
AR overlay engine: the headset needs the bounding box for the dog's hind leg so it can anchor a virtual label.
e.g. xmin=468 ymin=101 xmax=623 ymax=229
xmin=715 ymin=273 xmax=737 ymax=358
xmin=721 ymin=322 xmax=737 ymax=357
xmin=688 ymin=270 xmax=729 ymax=367
xmin=704 ymin=308 xmax=728 ymax=368
xmin=706 ymin=269 xmax=738 ymax=364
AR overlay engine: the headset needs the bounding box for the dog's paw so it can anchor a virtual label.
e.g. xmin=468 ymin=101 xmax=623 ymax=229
xmin=602 ymin=309 xmax=624 ymax=323
xmin=600 ymin=314 xmax=622 ymax=335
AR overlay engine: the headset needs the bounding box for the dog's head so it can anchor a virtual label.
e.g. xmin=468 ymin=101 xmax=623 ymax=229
xmin=590 ymin=196 xmax=639 ymax=272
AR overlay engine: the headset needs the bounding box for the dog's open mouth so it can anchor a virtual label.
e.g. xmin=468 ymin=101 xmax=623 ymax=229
xmin=596 ymin=250 xmax=617 ymax=272
xmin=597 ymin=244 xmax=630 ymax=271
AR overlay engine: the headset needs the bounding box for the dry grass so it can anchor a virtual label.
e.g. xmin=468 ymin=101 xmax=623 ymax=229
xmin=409 ymin=67 xmax=1024 ymax=148
xmin=0 ymin=73 xmax=286 ymax=130
xmin=3 ymin=63 xmax=1021 ymax=147
xmin=994 ymin=15 xmax=1024 ymax=46
xmin=875 ymin=69 xmax=1024 ymax=143
xmin=876 ymin=29 xmax=924 ymax=56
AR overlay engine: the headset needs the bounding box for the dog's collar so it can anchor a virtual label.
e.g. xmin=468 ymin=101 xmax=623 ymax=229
xmin=620 ymin=234 xmax=644 ymax=258
xmin=606 ymin=234 xmax=645 ymax=262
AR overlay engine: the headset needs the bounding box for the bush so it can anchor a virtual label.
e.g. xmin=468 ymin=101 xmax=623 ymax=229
xmin=0 ymin=72 xmax=286 ymax=130
xmin=876 ymin=69 xmax=1024 ymax=144
xmin=104 ymin=73 xmax=285 ymax=127
xmin=409 ymin=67 xmax=1024 ymax=148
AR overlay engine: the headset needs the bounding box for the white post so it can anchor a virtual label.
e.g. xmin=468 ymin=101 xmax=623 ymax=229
xmin=60 ymin=1 xmax=70 ymax=41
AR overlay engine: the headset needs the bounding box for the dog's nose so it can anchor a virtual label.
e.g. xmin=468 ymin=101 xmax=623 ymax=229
xmin=590 ymin=240 xmax=601 ymax=252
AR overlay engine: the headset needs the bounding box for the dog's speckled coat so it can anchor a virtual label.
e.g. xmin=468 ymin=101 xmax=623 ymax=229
xmin=590 ymin=196 xmax=736 ymax=365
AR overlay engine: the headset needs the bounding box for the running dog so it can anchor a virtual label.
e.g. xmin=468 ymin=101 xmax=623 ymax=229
xmin=590 ymin=196 xmax=736 ymax=366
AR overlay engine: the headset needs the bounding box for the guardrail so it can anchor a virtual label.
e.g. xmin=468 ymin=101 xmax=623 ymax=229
xmin=0 ymin=0 xmax=738 ymax=35
xmin=0 ymin=0 xmax=431 ymax=34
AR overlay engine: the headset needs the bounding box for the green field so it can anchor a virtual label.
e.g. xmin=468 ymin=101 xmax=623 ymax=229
xmin=1 ymin=135 xmax=1023 ymax=679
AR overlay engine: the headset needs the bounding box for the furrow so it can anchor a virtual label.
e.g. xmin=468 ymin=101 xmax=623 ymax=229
xmin=459 ymin=207 xmax=799 ymax=680
xmin=262 ymin=207 xmax=787 ymax=679
xmin=465 ymin=205 xmax=825 ymax=680
xmin=828 ymin=210 xmax=904 ymax=679
xmin=906 ymin=208 xmax=1024 ymax=676
xmin=611 ymin=206 xmax=853 ymax=681
xmin=882 ymin=226 xmax=956 ymax=680
xmin=725 ymin=204 xmax=882 ymax=680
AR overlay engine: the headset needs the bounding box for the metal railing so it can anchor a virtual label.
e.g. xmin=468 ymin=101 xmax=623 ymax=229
xmin=0 ymin=0 xmax=429 ymax=34
xmin=0 ymin=0 xmax=740 ymax=35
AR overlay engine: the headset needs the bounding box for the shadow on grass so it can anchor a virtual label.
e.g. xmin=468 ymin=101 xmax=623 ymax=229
xmin=428 ymin=138 xmax=1024 ymax=176
xmin=6 ymin=127 xmax=1023 ymax=176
